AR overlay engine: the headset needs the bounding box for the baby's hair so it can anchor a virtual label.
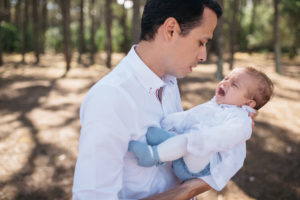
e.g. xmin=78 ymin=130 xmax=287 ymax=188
xmin=242 ymin=66 xmax=274 ymax=110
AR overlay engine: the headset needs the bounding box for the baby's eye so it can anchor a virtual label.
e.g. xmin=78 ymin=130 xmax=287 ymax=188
xmin=232 ymin=82 xmax=238 ymax=87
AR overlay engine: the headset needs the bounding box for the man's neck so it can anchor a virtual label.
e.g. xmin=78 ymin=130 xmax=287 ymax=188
xmin=135 ymin=41 xmax=165 ymax=78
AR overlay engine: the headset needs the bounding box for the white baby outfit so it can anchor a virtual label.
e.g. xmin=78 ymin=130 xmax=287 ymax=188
xmin=161 ymin=98 xmax=255 ymax=191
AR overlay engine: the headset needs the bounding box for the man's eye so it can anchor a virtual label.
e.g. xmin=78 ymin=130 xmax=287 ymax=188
xmin=199 ymin=42 xmax=204 ymax=46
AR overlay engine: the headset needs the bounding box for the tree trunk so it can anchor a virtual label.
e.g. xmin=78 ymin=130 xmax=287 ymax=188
xmin=3 ymin=0 xmax=11 ymax=22
xmin=22 ymin=0 xmax=29 ymax=63
xmin=89 ymin=0 xmax=96 ymax=65
xmin=0 ymin=1 xmax=3 ymax=66
xmin=132 ymin=0 xmax=141 ymax=44
xmin=229 ymin=0 xmax=239 ymax=70
xmin=0 ymin=21 xmax=3 ymax=66
xmin=105 ymin=0 xmax=112 ymax=68
xmin=59 ymin=0 xmax=72 ymax=75
xmin=248 ymin=0 xmax=258 ymax=54
xmin=15 ymin=0 xmax=22 ymax=29
xmin=78 ymin=0 xmax=85 ymax=63
xmin=120 ymin=4 xmax=129 ymax=53
xmin=32 ymin=0 xmax=40 ymax=64
xmin=215 ymin=0 xmax=224 ymax=80
xmin=274 ymin=0 xmax=281 ymax=74
xmin=40 ymin=0 xmax=48 ymax=54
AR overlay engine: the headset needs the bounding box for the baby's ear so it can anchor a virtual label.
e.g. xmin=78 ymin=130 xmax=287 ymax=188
xmin=246 ymin=99 xmax=256 ymax=108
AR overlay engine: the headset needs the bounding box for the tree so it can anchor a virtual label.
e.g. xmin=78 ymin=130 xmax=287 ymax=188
xmin=215 ymin=0 xmax=224 ymax=80
xmin=273 ymin=0 xmax=281 ymax=74
xmin=32 ymin=0 xmax=40 ymax=64
xmin=105 ymin=0 xmax=112 ymax=68
xmin=282 ymin=0 xmax=300 ymax=59
xmin=41 ymin=0 xmax=48 ymax=53
xmin=132 ymin=0 xmax=141 ymax=44
xmin=3 ymin=0 xmax=11 ymax=22
xmin=120 ymin=3 xmax=129 ymax=53
xmin=78 ymin=0 xmax=85 ymax=64
xmin=22 ymin=0 xmax=29 ymax=63
xmin=89 ymin=0 xmax=96 ymax=65
xmin=15 ymin=0 xmax=22 ymax=29
xmin=229 ymin=0 xmax=239 ymax=70
xmin=248 ymin=0 xmax=258 ymax=54
xmin=58 ymin=0 xmax=72 ymax=75
xmin=0 ymin=1 xmax=4 ymax=66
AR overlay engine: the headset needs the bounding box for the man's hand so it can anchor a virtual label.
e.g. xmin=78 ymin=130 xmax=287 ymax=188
xmin=141 ymin=179 xmax=211 ymax=200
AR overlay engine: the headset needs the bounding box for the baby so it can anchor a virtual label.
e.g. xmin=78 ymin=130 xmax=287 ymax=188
xmin=129 ymin=67 xmax=274 ymax=191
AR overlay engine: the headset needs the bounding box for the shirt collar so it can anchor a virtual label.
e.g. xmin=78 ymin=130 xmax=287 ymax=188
xmin=125 ymin=45 xmax=177 ymax=93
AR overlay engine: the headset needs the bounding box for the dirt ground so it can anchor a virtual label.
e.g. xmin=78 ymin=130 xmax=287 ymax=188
xmin=0 ymin=52 xmax=299 ymax=200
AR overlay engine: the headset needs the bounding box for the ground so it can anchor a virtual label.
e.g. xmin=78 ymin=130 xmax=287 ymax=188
xmin=0 ymin=52 xmax=299 ymax=200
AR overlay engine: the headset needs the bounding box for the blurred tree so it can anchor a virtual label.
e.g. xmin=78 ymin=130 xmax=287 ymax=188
xmin=3 ymin=0 xmax=11 ymax=22
xmin=41 ymin=0 xmax=48 ymax=53
xmin=120 ymin=3 xmax=130 ymax=53
xmin=0 ymin=28 xmax=2 ymax=66
xmin=58 ymin=0 xmax=72 ymax=75
xmin=229 ymin=0 xmax=239 ymax=70
xmin=215 ymin=0 xmax=224 ymax=80
xmin=32 ymin=0 xmax=40 ymax=64
xmin=105 ymin=0 xmax=112 ymax=68
xmin=22 ymin=0 xmax=29 ymax=63
xmin=78 ymin=0 xmax=85 ymax=64
xmin=132 ymin=0 xmax=141 ymax=44
xmin=282 ymin=0 xmax=300 ymax=59
xmin=248 ymin=0 xmax=258 ymax=54
xmin=273 ymin=0 xmax=281 ymax=74
xmin=0 ymin=1 xmax=3 ymax=66
xmin=90 ymin=0 xmax=96 ymax=65
xmin=15 ymin=0 xmax=22 ymax=29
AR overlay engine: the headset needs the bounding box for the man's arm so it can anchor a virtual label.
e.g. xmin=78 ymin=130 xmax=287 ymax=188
xmin=73 ymin=85 xmax=137 ymax=199
xmin=142 ymin=179 xmax=211 ymax=200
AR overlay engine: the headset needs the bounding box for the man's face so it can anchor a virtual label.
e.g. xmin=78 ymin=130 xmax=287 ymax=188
xmin=215 ymin=69 xmax=256 ymax=106
xmin=164 ymin=7 xmax=218 ymax=78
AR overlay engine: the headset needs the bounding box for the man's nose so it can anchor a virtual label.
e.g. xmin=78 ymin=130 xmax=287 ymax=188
xmin=197 ymin=47 xmax=207 ymax=62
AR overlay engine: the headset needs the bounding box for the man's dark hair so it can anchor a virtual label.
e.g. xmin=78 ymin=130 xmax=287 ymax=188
xmin=140 ymin=0 xmax=223 ymax=41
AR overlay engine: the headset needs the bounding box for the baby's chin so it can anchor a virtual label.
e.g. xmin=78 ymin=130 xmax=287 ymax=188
xmin=214 ymin=96 xmax=223 ymax=105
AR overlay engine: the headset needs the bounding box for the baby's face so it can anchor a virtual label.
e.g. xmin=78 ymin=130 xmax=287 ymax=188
xmin=215 ymin=69 xmax=256 ymax=107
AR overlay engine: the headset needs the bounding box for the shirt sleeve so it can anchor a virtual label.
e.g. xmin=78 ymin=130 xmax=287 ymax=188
xmin=186 ymin=110 xmax=252 ymax=157
xmin=201 ymin=143 xmax=247 ymax=191
xmin=73 ymin=84 xmax=137 ymax=200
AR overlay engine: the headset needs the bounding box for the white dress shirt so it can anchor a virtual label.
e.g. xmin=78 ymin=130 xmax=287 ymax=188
xmin=161 ymin=98 xmax=254 ymax=191
xmin=72 ymin=46 xmax=183 ymax=200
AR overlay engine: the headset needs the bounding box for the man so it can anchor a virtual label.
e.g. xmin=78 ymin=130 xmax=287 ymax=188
xmin=73 ymin=0 xmax=222 ymax=199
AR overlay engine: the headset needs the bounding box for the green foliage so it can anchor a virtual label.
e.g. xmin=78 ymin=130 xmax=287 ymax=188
xmin=45 ymin=26 xmax=63 ymax=53
xmin=0 ymin=22 xmax=22 ymax=52
xmin=281 ymin=0 xmax=300 ymax=57
xmin=2 ymin=0 xmax=299 ymax=56
xmin=242 ymin=2 xmax=274 ymax=52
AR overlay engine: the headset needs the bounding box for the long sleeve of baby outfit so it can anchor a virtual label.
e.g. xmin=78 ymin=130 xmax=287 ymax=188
xmin=201 ymin=143 xmax=247 ymax=191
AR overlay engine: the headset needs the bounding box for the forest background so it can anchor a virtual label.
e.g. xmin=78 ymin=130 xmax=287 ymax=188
xmin=0 ymin=0 xmax=299 ymax=199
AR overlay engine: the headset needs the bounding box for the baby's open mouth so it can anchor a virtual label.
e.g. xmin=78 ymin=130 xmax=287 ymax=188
xmin=217 ymin=87 xmax=225 ymax=96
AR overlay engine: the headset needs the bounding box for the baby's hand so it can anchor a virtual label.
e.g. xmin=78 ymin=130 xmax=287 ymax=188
xmin=248 ymin=110 xmax=258 ymax=127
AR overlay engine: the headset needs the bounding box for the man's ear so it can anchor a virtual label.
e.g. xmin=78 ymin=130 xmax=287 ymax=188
xmin=162 ymin=17 xmax=180 ymax=41
xmin=246 ymin=99 xmax=256 ymax=108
